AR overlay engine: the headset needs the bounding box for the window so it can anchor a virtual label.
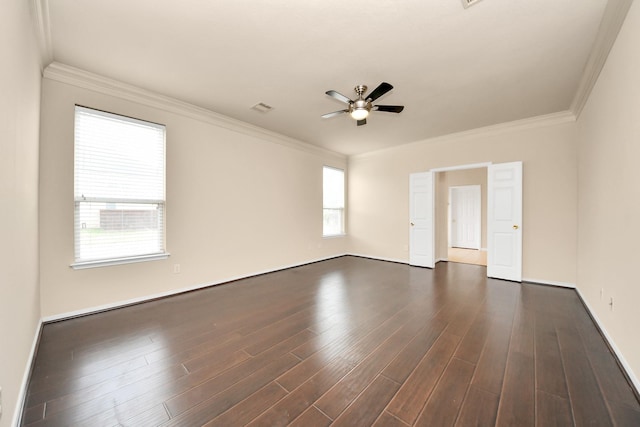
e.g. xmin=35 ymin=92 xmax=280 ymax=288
xmin=323 ymin=166 xmax=345 ymax=236
xmin=73 ymin=106 xmax=167 ymax=268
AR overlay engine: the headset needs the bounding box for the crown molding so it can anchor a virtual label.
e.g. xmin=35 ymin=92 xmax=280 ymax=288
xmin=350 ymin=110 xmax=576 ymax=160
xmin=570 ymin=0 xmax=633 ymax=118
xmin=30 ymin=0 xmax=53 ymax=70
xmin=43 ymin=62 xmax=346 ymax=161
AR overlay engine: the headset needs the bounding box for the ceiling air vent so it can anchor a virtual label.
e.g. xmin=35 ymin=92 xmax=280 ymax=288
xmin=251 ymin=102 xmax=273 ymax=113
xmin=461 ymin=0 xmax=483 ymax=8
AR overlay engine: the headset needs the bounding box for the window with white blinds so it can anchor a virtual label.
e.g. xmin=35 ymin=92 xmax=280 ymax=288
xmin=73 ymin=106 xmax=167 ymax=268
xmin=323 ymin=166 xmax=345 ymax=236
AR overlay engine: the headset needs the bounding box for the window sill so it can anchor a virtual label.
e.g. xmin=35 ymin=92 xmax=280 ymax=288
xmin=71 ymin=253 xmax=170 ymax=270
xmin=323 ymin=233 xmax=346 ymax=239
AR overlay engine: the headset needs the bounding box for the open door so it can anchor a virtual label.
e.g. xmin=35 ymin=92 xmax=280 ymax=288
xmin=487 ymin=162 xmax=522 ymax=282
xmin=409 ymin=172 xmax=435 ymax=268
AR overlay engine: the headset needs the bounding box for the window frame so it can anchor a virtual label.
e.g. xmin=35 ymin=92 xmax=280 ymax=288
xmin=71 ymin=105 xmax=169 ymax=269
xmin=322 ymin=165 xmax=346 ymax=237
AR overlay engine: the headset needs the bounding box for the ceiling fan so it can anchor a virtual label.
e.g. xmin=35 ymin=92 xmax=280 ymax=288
xmin=321 ymin=82 xmax=404 ymax=126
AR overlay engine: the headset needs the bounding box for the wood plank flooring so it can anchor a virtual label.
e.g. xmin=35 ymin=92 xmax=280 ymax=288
xmin=22 ymin=256 xmax=640 ymax=426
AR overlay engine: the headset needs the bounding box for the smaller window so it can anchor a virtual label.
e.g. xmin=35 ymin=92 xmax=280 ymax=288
xmin=323 ymin=166 xmax=345 ymax=236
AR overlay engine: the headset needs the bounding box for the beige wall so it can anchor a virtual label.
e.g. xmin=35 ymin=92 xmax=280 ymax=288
xmin=348 ymin=119 xmax=578 ymax=285
xmin=39 ymin=76 xmax=348 ymax=317
xmin=576 ymin=0 xmax=640 ymax=387
xmin=0 ymin=0 xmax=42 ymax=425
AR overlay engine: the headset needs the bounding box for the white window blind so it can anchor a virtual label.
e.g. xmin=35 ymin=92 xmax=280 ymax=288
xmin=323 ymin=166 xmax=345 ymax=236
xmin=74 ymin=106 xmax=166 ymax=266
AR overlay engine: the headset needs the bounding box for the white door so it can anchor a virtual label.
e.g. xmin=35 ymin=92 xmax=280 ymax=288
xmin=487 ymin=162 xmax=522 ymax=282
xmin=409 ymin=172 xmax=435 ymax=268
xmin=450 ymin=185 xmax=481 ymax=250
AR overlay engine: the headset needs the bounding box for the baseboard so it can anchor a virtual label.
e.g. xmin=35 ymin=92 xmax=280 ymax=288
xmin=12 ymin=319 xmax=43 ymax=427
xmin=42 ymin=258 xmax=580 ymax=322
xmin=348 ymin=253 xmax=454 ymax=267
xmin=46 ymin=253 xmax=449 ymax=323
xmin=575 ymin=288 xmax=640 ymax=399
xmin=42 ymin=254 xmax=348 ymax=323
xmin=522 ymin=277 xmax=576 ymax=288
xmin=347 ymin=253 xmax=409 ymax=265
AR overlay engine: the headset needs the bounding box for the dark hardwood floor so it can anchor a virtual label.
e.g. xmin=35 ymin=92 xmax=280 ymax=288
xmin=22 ymin=256 xmax=640 ymax=426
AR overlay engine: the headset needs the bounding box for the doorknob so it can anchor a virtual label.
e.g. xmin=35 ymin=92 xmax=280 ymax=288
xmin=513 ymin=225 xmax=519 ymax=230
xmin=411 ymin=222 xmax=415 ymax=226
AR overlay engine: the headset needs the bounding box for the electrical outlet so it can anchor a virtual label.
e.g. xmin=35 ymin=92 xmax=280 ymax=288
xmin=173 ymin=264 xmax=181 ymax=274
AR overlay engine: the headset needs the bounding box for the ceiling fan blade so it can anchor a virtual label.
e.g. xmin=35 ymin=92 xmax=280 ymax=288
xmin=357 ymin=118 xmax=367 ymax=126
xmin=322 ymin=109 xmax=349 ymax=119
xmin=326 ymin=90 xmax=353 ymax=104
xmin=374 ymin=105 xmax=404 ymax=113
xmin=366 ymin=82 xmax=393 ymax=102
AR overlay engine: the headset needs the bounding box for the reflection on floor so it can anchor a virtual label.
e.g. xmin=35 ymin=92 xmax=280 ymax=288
xmin=448 ymin=247 xmax=487 ymax=266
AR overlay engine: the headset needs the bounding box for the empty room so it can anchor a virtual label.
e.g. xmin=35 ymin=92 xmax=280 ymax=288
xmin=2 ymin=0 xmax=640 ymax=426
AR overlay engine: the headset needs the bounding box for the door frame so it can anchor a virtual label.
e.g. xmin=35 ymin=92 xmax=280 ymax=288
xmin=430 ymin=162 xmax=493 ymax=174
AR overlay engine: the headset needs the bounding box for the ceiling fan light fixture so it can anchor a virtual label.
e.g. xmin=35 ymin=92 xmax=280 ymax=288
xmin=350 ymin=97 xmax=371 ymax=120
xmin=350 ymin=108 xmax=369 ymax=120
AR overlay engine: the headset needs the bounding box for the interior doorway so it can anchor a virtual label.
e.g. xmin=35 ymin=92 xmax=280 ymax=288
xmin=409 ymin=161 xmax=522 ymax=281
xmin=437 ymin=168 xmax=488 ymax=267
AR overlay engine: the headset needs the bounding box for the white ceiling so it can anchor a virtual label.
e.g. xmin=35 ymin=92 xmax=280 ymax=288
xmin=43 ymin=0 xmax=610 ymax=155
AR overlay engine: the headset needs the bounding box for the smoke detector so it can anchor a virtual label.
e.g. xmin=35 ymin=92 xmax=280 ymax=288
xmin=461 ymin=0 xmax=483 ymax=8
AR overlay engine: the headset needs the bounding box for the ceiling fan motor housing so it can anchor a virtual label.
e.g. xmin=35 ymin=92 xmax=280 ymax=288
xmin=350 ymin=98 xmax=371 ymax=114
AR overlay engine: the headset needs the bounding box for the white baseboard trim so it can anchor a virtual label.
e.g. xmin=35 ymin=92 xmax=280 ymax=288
xmin=347 ymin=253 xmax=454 ymax=267
xmin=42 ymin=254 xmax=348 ymax=322
xmin=42 ymin=256 xmax=582 ymax=323
xmin=347 ymin=253 xmax=409 ymax=265
xmin=12 ymin=319 xmax=43 ymax=427
xmin=522 ymin=277 xmax=576 ymax=288
xmin=575 ymin=288 xmax=640 ymax=396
